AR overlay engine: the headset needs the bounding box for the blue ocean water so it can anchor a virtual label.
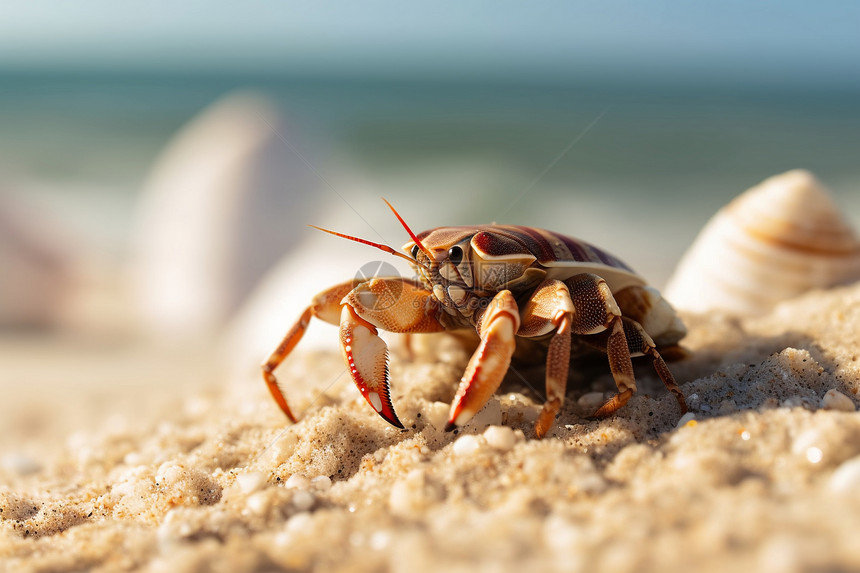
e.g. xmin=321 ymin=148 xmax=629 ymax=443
xmin=1 ymin=70 xmax=859 ymax=282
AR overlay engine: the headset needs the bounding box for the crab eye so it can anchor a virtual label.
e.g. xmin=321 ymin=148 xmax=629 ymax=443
xmin=410 ymin=244 xmax=420 ymax=259
xmin=448 ymin=246 xmax=463 ymax=266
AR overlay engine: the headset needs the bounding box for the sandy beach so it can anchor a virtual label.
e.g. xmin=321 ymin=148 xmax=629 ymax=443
xmin=2 ymin=277 xmax=860 ymax=572
xmin=2 ymin=4 xmax=860 ymax=571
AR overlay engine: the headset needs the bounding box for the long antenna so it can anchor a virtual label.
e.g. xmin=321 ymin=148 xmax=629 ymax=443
xmin=309 ymin=225 xmax=427 ymax=268
xmin=382 ymin=198 xmax=433 ymax=259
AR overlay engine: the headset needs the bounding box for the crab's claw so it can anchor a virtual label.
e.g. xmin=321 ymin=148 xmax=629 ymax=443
xmin=339 ymin=304 xmax=404 ymax=428
xmin=338 ymin=277 xmax=446 ymax=429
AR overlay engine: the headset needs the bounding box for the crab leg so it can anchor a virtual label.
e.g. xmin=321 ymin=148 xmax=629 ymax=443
xmin=261 ymin=280 xmax=358 ymax=422
xmin=591 ymin=318 xmax=638 ymax=417
xmin=445 ymin=290 xmax=520 ymax=430
xmin=580 ymin=314 xmax=688 ymax=417
xmin=614 ymin=317 xmax=687 ymax=414
xmin=562 ymin=273 xmax=638 ymax=419
xmin=517 ymin=279 xmax=576 ymax=438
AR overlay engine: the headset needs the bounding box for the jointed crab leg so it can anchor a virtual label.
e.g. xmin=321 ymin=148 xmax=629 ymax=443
xmin=556 ymin=273 xmax=638 ymax=419
xmin=517 ymin=279 xmax=576 ymax=438
xmin=445 ymin=290 xmax=520 ymax=430
xmin=261 ymin=306 xmax=310 ymax=422
xmin=599 ymin=316 xmax=687 ymax=416
xmin=516 ymin=276 xmax=643 ymax=436
xmin=261 ymin=280 xmax=358 ymax=422
xmin=444 ymin=274 xmax=642 ymax=435
xmin=594 ymin=318 xmax=637 ymax=417
xmin=583 ymin=316 xmax=688 ymax=418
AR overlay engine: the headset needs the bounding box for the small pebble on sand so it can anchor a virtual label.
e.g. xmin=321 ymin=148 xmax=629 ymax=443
xmin=1 ymin=452 xmax=42 ymax=476
xmin=483 ymin=425 xmax=516 ymax=451
xmin=452 ymin=434 xmax=485 ymax=457
xmin=284 ymin=474 xmax=311 ymax=490
xmin=821 ymin=389 xmax=855 ymax=412
xmin=310 ymin=475 xmax=332 ymax=491
xmin=235 ymin=471 xmax=267 ymax=494
xmin=292 ymin=490 xmax=315 ymax=512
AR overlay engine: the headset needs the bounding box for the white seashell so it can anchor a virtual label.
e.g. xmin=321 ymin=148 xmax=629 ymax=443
xmin=821 ymin=388 xmax=855 ymax=412
xmin=130 ymin=91 xmax=324 ymax=336
xmin=665 ymin=170 xmax=860 ymax=316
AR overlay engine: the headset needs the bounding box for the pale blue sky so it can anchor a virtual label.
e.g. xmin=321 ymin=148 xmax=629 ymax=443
xmin=1 ymin=1 xmax=858 ymax=85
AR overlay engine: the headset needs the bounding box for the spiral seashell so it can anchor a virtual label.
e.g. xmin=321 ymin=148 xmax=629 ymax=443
xmin=665 ymin=169 xmax=860 ymax=316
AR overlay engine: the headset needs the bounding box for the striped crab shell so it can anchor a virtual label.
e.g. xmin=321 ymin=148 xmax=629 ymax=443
xmin=406 ymin=225 xmax=686 ymax=347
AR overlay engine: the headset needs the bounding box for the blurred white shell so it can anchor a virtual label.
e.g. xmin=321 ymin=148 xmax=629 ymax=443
xmin=665 ymin=169 xmax=860 ymax=316
xmin=130 ymin=91 xmax=323 ymax=337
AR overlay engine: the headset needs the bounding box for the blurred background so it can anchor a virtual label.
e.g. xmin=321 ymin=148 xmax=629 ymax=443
xmin=1 ymin=1 xmax=859 ymax=455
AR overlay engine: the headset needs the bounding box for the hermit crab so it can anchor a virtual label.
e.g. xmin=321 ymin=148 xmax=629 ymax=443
xmin=262 ymin=200 xmax=688 ymax=437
